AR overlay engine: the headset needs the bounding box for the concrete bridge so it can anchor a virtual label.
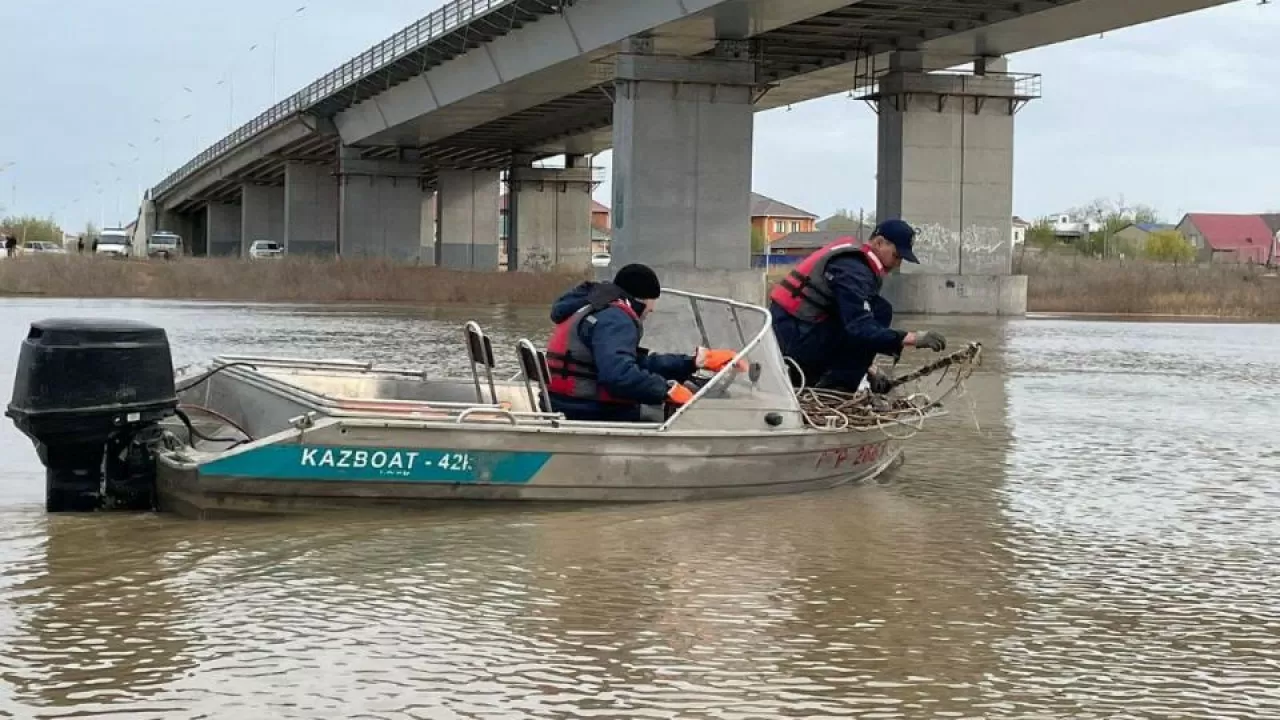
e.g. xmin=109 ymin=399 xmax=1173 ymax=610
xmin=140 ymin=0 xmax=1233 ymax=312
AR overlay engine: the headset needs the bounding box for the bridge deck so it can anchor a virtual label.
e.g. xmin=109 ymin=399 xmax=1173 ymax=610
xmin=153 ymin=0 xmax=1231 ymax=212
xmin=153 ymin=0 xmax=569 ymax=199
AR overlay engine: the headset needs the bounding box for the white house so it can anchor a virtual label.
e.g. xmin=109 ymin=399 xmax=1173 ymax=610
xmin=1047 ymin=213 xmax=1103 ymax=244
xmin=1012 ymin=216 xmax=1031 ymax=246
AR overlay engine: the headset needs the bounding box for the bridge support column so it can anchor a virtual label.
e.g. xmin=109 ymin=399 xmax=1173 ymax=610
xmin=284 ymin=162 xmax=339 ymax=256
xmin=610 ymin=38 xmax=762 ymax=303
xmin=437 ymin=170 xmax=499 ymax=270
xmin=158 ymin=209 xmax=200 ymax=256
xmin=871 ymin=53 xmax=1038 ymax=316
xmin=338 ymin=150 xmax=426 ymax=262
xmin=506 ymin=160 xmax=594 ymax=272
xmin=205 ymin=201 xmax=242 ymax=257
xmin=241 ymin=184 xmax=284 ymax=257
xmin=420 ymin=191 xmax=437 ymax=266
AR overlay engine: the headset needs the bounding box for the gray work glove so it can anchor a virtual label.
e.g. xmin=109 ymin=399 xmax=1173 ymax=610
xmin=867 ymin=370 xmax=894 ymax=394
xmin=910 ymin=330 xmax=947 ymax=352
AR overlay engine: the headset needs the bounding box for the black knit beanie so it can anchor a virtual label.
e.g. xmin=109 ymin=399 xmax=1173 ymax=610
xmin=613 ymin=263 xmax=662 ymax=299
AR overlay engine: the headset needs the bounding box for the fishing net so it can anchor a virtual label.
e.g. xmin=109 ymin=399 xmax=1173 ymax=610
xmin=792 ymin=342 xmax=983 ymax=437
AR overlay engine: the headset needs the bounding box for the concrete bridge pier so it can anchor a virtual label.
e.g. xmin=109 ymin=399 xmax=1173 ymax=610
xmin=338 ymin=149 xmax=427 ymax=262
xmin=205 ymin=201 xmax=242 ymax=257
xmin=437 ymin=170 xmax=500 ymax=270
xmin=158 ymin=209 xmax=199 ymax=256
xmin=241 ymin=184 xmax=285 ymax=257
xmin=872 ymin=52 xmax=1037 ymax=316
xmin=506 ymin=155 xmax=594 ymax=272
xmin=419 ymin=190 xmax=437 ymax=266
xmin=284 ymin=162 xmax=339 ymax=256
xmin=609 ymin=37 xmax=763 ymax=303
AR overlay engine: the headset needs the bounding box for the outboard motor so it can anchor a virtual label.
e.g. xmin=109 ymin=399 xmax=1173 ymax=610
xmin=6 ymin=319 xmax=178 ymax=512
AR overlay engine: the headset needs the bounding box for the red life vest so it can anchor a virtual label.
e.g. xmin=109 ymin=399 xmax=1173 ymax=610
xmin=545 ymin=299 xmax=643 ymax=405
xmin=769 ymin=239 xmax=887 ymax=323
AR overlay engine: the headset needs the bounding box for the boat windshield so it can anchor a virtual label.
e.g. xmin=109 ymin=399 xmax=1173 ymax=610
xmin=640 ymin=288 xmax=799 ymax=424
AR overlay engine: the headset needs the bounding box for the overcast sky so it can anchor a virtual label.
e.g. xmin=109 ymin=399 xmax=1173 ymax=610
xmin=1 ymin=0 xmax=1276 ymax=232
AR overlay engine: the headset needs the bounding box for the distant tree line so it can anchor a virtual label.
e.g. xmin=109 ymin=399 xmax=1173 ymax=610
xmin=0 ymin=215 xmax=62 ymax=245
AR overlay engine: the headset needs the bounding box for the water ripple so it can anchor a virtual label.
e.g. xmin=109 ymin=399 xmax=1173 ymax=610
xmin=0 ymin=302 xmax=1277 ymax=718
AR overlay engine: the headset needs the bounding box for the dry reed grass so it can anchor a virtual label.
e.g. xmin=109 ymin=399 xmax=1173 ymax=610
xmin=3 ymin=254 xmax=1275 ymax=318
xmin=765 ymin=255 xmax=1279 ymax=318
xmin=0 ymin=255 xmax=588 ymax=307
xmin=1019 ymin=254 xmax=1280 ymax=319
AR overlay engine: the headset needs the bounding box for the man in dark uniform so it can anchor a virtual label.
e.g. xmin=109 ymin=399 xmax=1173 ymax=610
xmin=768 ymin=219 xmax=948 ymax=393
xmin=544 ymin=263 xmax=746 ymax=422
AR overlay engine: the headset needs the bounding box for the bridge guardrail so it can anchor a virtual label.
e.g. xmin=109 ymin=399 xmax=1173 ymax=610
xmin=152 ymin=0 xmax=519 ymax=200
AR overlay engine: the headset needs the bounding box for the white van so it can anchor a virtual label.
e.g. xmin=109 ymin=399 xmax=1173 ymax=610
xmin=147 ymin=232 xmax=183 ymax=259
xmin=95 ymin=229 xmax=131 ymax=257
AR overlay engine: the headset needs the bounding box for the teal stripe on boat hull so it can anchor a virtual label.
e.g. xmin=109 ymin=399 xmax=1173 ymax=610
xmin=200 ymin=445 xmax=551 ymax=485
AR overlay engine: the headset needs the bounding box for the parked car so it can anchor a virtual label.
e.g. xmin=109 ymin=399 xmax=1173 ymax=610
xmin=590 ymin=252 xmax=611 ymax=268
xmin=21 ymin=241 xmax=67 ymax=255
xmin=248 ymin=240 xmax=284 ymax=260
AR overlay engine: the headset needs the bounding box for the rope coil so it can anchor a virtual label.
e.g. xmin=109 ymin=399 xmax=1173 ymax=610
xmin=793 ymin=342 xmax=983 ymax=438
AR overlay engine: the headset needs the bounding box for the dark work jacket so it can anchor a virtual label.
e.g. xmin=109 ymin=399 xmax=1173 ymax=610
xmin=769 ymin=254 xmax=907 ymax=391
xmin=546 ymin=282 xmax=697 ymax=422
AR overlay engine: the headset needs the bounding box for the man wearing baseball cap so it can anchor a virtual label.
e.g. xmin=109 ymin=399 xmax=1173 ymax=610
xmin=768 ymin=218 xmax=947 ymax=394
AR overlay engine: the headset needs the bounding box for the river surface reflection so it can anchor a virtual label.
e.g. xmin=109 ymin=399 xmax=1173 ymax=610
xmin=0 ymin=298 xmax=1277 ymax=719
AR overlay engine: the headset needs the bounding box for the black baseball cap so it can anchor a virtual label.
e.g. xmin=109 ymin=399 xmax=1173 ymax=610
xmin=873 ymin=219 xmax=919 ymax=264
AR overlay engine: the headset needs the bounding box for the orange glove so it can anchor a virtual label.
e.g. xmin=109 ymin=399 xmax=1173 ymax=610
xmin=695 ymin=347 xmax=748 ymax=373
xmin=666 ymin=381 xmax=695 ymax=406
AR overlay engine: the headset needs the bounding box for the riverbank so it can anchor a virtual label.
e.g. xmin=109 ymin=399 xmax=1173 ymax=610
xmin=0 ymin=255 xmax=585 ymax=306
xmin=2 ymin=253 xmax=1276 ymax=318
xmin=1018 ymin=254 xmax=1280 ymax=319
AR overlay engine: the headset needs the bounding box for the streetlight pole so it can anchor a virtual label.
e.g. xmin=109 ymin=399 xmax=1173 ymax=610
xmin=272 ymin=6 xmax=308 ymax=103
xmin=0 ymin=161 xmax=15 ymax=214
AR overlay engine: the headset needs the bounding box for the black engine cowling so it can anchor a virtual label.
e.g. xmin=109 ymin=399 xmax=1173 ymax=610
xmin=6 ymin=318 xmax=177 ymax=512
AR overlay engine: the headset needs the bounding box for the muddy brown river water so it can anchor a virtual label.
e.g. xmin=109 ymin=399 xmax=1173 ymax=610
xmin=0 ymin=298 xmax=1277 ymax=719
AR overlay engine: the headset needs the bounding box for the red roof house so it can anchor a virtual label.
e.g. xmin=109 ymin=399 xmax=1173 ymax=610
xmin=1176 ymin=213 xmax=1276 ymax=264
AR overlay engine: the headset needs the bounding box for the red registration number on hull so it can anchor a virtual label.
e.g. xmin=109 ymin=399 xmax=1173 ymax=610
xmin=815 ymin=442 xmax=887 ymax=471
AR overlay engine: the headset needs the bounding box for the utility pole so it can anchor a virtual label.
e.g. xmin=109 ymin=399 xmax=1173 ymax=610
xmin=0 ymin=161 xmax=15 ymax=214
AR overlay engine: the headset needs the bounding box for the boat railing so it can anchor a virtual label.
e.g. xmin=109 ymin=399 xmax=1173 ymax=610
xmin=204 ymin=287 xmax=777 ymax=433
xmin=212 ymin=354 xmax=430 ymax=378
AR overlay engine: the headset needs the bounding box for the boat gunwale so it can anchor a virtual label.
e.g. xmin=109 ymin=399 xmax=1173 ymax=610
xmin=192 ymin=363 xmax=939 ymax=438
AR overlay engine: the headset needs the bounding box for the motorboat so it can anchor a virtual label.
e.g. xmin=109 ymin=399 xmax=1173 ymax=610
xmin=7 ymin=289 xmax=971 ymax=519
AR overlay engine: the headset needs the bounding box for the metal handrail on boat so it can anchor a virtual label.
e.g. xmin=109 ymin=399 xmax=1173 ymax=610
xmin=212 ymin=354 xmax=429 ymax=379
xmin=457 ymin=407 xmax=518 ymax=425
xmin=205 ymin=358 xmax=568 ymax=427
xmin=202 ymin=287 xmax=775 ymax=434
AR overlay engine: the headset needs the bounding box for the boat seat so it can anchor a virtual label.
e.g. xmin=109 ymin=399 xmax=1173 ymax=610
xmin=516 ymin=339 xmax=553 ymax=414
xmin=463 ymin=321 xmax=498 ymax=405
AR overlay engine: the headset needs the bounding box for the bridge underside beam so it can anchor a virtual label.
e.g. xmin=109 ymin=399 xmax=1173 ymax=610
xmin=753 ymin=0 xmax=1235 ymax=110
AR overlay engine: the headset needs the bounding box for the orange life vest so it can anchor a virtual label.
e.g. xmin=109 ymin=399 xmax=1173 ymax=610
xmin=545 ymin=300 xmax=643 ymax=405
xmin=769 ymin=239 xmax=886 ymax=323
